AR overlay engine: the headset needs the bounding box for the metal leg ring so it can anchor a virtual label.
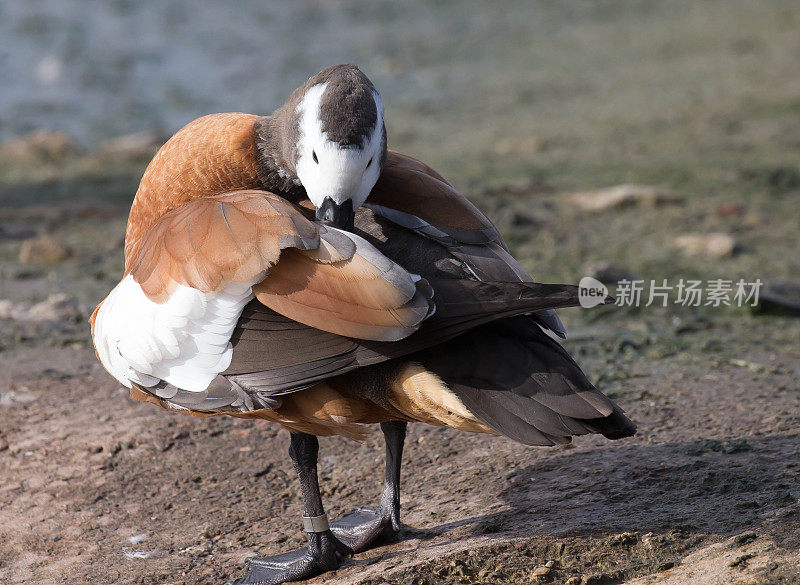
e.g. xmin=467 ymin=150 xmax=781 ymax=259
xmin=302 ymin=514 xmax=330 ymax=533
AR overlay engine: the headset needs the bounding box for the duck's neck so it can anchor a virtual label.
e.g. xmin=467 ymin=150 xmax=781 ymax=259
xmin=253 ymin=115 xmax=307 ymax=202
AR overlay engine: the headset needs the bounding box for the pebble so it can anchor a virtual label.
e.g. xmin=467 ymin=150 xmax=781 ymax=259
xmin=0 ymin=294 xmax=84 ymax=322
xmin=27 ymin=293 xmax=83 ymax=322
xmin=716 ymin=202 xmax=745 ymax=217
xmin=97 ymin=131 xmax=164 ymax=158
xmin=122 ymin=549 xmax=155 ymax=560
xmin=19 ymin=235 xmax=70 ymax=265
xmin=0 ymin=130 xmax=79 ymax=162
xmin=674 ymin=232 xmax=736 ymax=259
xmin=568 ymin=184 xmax=683 ymax=212
xmin=128 ymin=533 xmax=149 ymax=545
xmin=0 ymin=391 xmax=38 ymax=405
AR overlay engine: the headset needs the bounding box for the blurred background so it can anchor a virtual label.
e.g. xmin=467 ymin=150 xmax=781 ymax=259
xmin=1 ymin=2 xmax=799 ymax=584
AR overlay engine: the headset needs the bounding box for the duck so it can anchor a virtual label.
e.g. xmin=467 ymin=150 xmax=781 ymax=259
xmin=90 ymin=64 xmax=636 ymax=585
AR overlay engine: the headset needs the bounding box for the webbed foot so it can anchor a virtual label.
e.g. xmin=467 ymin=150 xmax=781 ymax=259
xmin=330 ymin=505 xmax=401 ymax=553
xmin=231 ymin=530 xmax=351 ymax=585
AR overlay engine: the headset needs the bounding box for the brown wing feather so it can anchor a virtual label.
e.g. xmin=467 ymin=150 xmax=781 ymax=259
xmin=253 ymin=229 xmax=432 ymax=341
xmin=125 ymin=113 xmax=263 ymax=266
xmin=128 ymin=190 xmax=318 ymax=299
xmin=368 ymin=150 xmax=501 ymax=244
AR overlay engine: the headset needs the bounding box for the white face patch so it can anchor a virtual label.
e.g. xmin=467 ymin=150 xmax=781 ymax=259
xmin=295 ymin=83 xmax=384 ymax=211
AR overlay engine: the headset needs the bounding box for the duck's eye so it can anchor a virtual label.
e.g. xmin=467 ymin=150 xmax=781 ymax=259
xmin=312 ymin=150 xmax=318 ymax=164
xmin=366 ymin=157 xmax=373 ymax=168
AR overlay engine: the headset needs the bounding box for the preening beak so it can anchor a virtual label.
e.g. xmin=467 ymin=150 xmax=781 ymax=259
xmin=315 ymin=197 xmax=355 ymax=231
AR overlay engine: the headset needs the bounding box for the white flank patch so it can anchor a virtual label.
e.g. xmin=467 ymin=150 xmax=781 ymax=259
xmin=93 ymin=275 xmax=257 ymax=392
xmin=295 ymin=83 xmax=384 ymax=210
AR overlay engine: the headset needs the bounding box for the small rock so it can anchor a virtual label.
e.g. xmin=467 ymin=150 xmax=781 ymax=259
xmin=731 ymin=532 xmax=757 ymax=547
xmin=716 ymin=202 xmax=745 ymax=217
xmin=568 ymin=184 xmax=683 ymax=212
xmin=19 ymin=235 xmax=70 ymax=265
xmin=532 ymin=565 xmax=551 ymax=579
xmin=152 ymin=438 xmax=174 ymax=452
xmin=0 ymin=130 xmax=79 ymax=162
xmin=128 ymin=533 xmax=149 ymax=545
xmin=729 ymin=552 xmax=754 ymax=567
xmin=122 ymin=548 xmax=155 ymax=560
xmin=565 ymin=578 xmax=581 ymax=585
xmin=26 ymin=294 xmax=83 ymax=322
xmin=584 ymin=261 xmax=635 ymax=284
xmin=97 ymin=131 xmax=164 ymax=158
xmin=0 ymin=294 xmax=83 ymax=322
xmin=0 ymin=300 xmax=19 ymax=319
xmin=0 ymin=391 xmax=38 ymax=406
xmin=723 ymin=438 xmax=752 ymax=454
xmin=674 ymin=232 xmax=736 ymax=259
xmin=608 ymin=532 xmax=638 ymax=545
xmin=493 ymin=136 xmax=544 ymax=156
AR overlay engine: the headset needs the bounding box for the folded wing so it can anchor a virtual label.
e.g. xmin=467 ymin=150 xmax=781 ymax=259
xmin=126 ymin=189 xmax=432 ymax=341
xmin=366 ymin=151 xmax=566 ymax=337
xmin=94 ymin=189 xmax=433 ymax=394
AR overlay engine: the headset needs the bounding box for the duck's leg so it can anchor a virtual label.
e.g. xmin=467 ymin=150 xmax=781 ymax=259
xmin=330 ymin=420 xmax=407 ymax=552
xmin=232 ymin=432 xmax=352 ymax=585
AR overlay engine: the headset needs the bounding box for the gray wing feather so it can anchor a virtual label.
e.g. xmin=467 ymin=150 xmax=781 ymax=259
xmin=366 ymin=205 xmax=567 ymax=338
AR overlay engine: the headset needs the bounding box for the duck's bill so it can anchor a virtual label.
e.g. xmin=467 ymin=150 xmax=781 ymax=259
xmin=315 ymin=197 xmax=355 ymax=231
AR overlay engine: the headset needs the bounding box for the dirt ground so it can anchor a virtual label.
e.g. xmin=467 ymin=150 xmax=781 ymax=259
xmin=1 ymin=209 xmax=799 ymax=584
xmin=1 ymin=323 xmax=800 ymax=585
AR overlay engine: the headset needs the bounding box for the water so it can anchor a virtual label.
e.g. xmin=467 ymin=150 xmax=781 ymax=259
xmin=0 ymin=0 xmax=549 ymax=146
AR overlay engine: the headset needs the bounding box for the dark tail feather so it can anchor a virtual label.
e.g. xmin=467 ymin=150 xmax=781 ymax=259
xmin=416 ymin=317 xmax=636 ymax=446
xmin=357 ymin=280 xmax=611 ymax=364
xmin=429 ymin=279 xmax=613 ymax=319
xmin=583 ymin=406 xmax=638 ymax=440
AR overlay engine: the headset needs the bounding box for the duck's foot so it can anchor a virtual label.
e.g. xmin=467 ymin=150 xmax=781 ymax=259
xmin=231 ymin=530 xmax=351 ymax=585
xmin=330 ymin=506 xmax=400 ymax=553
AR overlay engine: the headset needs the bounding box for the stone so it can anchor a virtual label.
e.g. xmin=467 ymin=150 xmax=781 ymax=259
xmin=0 ymin=130 xmax=79 ymax=162
xmin=97 ymin=131 xmax=164 ymax=158
xmin=568 ymin=184 xmax=682 ymax=212
xmin=493 ymin=136 xmax=544 ymax=156
xmin=716 ymin=202 xmax=745 ymax=217
xmin=674 ymin=232 xmax=736 ymax=259
xmin=19 ymin=235 xmax=70 ymax=265
xmin=532 ymin=565 xmax=551 ymax=580
xmin=26 ymin=293 xmax=83 ymax=322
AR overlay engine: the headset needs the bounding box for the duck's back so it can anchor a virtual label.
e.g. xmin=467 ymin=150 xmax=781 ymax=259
xmin=125 ymin=113 xmax=262 ymax=269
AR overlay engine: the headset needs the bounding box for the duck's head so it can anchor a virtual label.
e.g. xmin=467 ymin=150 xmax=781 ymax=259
xmin=261 ymin=64 xmax=386 ymax=231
